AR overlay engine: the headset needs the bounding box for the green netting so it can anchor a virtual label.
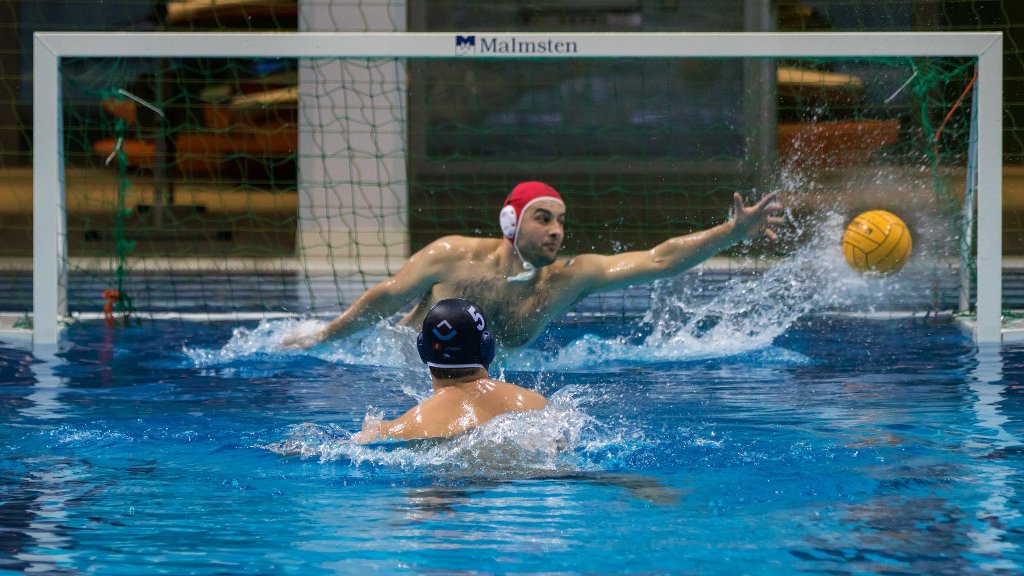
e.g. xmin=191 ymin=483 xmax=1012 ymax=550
xmin=42 ymin=49 xmax=978 ymax=318
xmin=0 ymin=0 xmax=1018 ymax=322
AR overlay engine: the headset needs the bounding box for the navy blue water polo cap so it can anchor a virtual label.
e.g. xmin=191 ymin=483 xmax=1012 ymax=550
xmin=417 ymin=298 xmax=496 ymax=369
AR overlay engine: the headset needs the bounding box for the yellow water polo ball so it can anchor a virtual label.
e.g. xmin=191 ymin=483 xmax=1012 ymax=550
xmin=841 ymin=210 xmax=912 ymax=276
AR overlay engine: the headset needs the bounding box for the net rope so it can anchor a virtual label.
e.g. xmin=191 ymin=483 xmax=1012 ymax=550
xmin=0 ymin=1 xmax=1020 ymax=325
xmin=41 ymin=51 xmax=979 ymax=322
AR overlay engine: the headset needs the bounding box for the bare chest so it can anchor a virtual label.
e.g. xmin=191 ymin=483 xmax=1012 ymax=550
xmin=435 ymin=274 xmax=576 ymax=347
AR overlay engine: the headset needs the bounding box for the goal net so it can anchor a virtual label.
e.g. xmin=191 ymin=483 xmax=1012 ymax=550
xmin=30 ymin=32 xmax=1002 ymax=345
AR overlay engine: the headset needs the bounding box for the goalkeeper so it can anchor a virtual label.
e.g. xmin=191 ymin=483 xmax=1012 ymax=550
xmin=285 ymin=181 xmax=782 ymax=350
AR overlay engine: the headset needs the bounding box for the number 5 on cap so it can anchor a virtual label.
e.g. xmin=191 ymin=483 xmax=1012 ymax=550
xmin=467 ymin=306 xmax=486 ymax=330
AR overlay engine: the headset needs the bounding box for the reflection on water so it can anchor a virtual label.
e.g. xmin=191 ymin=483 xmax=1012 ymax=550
xmin=791 ymin=343 xmax=1022 ymax=575
xmin=2 ymin=314 xmax=1023 ymax=573
xmin=1 ymin=346 xmax=77 ymax=574
xmin=22 ymin=344 xmax=67 ymax=421
xmin=965 ymin=343 xmax=1021 ymax=572
xmin=795 ymin=494 xmax=977 ymax=574
xmin=395 ymin=473 xmax=681 ymax=522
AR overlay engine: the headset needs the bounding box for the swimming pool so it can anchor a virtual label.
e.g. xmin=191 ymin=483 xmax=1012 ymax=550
xmin=2 ymin=306 xmax=1022 ymax=574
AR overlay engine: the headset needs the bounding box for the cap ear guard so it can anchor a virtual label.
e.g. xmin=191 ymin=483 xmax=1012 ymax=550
xmin=479 ymin=330 xmax=495 ymax=368
xmin=417 ymin=299 xmax=497 ymax=369
xmin=499 ymin=205 xmax=518 ymax=239
xmin=417 ymin=327 xmax=495 ymax=369
xmin=500 ymin=183 xmax=565 ymax=246
xmin=416 ymin=331 xmax=428 ymax=364
xmin=415 ymin=327 xmax=495 ymax=366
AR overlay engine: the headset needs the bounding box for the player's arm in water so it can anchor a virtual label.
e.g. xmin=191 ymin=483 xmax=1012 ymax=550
xmin=566 ymin=191 xmax=783 ymax=294
xmin=281 ymin=237 xmax=458 ymax=348
xmin=352 ymin=395 xmax=466 ymax=442
xmin=352 ymin=381 xmax=547 ymax=442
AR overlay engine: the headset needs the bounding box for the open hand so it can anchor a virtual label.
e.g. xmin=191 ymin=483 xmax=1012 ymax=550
xmin=280 ymin=328 xmax=324 ymax=349
xmin=731 ymin=191 xmax=784 ymax=241
xmin=351 ymin=417 xmax=384 ymax=443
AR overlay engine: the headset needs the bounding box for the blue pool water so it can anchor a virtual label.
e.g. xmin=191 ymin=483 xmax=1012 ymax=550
xmin=2 ymin=311 xmax=1023 ymax=574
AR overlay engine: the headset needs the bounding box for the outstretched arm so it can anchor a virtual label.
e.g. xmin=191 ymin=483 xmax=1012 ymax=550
xmin=282 ymin=239 xmax=448 ymax=348
xmin=572 ymin=191 xmax=783 ymax=294
xmin=316 ymin=275 xmax=428 ymax=343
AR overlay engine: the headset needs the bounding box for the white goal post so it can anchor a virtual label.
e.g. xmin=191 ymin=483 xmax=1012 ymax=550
xmin=32 ymin=31 xmax=1003 ymax=347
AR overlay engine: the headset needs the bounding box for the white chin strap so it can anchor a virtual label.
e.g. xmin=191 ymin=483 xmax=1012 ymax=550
xmin=500 ymin=196 xmax=562 ymax=283
xmin=507 ymin=223 xmax=538 ymax=282
xmin=506 ymin=260 xmax=536 ymax=282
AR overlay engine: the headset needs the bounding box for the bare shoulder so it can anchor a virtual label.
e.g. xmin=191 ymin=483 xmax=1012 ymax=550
xmin=560 ymin=252 xmax=610 ymax=271
xmin=414 ymin=235 xmax=501 ymax=264
xmin=517 ymin=386 xmax=547 ymax=410
xmin=545 ymin=252 xmax=613 ymax=289
xmin=489 ymin=379 xmax=547 ymax=411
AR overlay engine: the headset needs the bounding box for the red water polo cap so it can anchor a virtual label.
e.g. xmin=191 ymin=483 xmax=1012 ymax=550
xmin=498 ymin=181 xmax=564 ymax=244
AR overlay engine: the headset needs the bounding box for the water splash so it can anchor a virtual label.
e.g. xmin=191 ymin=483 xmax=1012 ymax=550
xmin=635 ymin=201 xmax=954 ymax=360
xmin=261 ymin=385 xmax=646 ymax=480
xmin=641 ymin=213 xmax=853 ymax=358
xmin=188 ymin=193 xmax=954 ymax=372
xmin=507 ymin=332 xmax=812 ymax=371
xmin=503 ymin=201 xmax=955 ymax=369
xmin=46 ymin=424 xmax=134 ymax=447
xmin=183 ymin=318 xmax=417 ymax=368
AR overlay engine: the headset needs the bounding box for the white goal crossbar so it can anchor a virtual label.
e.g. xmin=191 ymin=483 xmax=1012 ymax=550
xmin=32 ymin=31 xmax=1003 ymax=347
